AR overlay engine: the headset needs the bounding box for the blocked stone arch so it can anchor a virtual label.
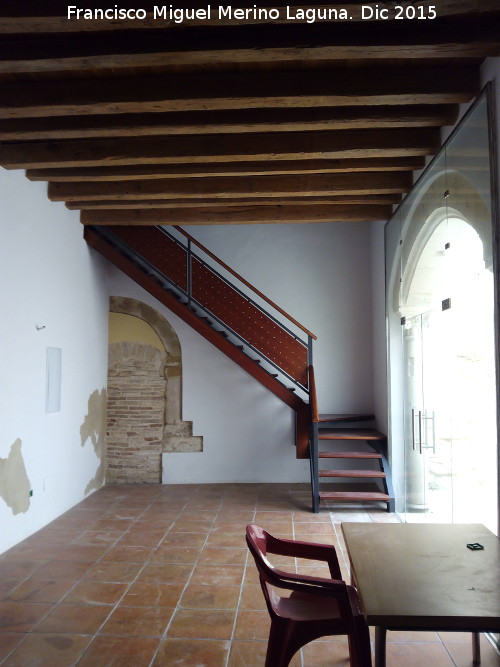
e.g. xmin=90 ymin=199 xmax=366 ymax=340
xmin=107 ymin=296 xmax=202 ymax=484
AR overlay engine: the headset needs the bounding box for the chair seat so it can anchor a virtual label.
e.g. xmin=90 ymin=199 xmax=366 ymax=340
xmin=276 ymin=590 xmax=343 ymax=622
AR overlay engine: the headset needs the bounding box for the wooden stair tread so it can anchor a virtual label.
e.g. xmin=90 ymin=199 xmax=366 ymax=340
xmin=318 ymin=413 xmax=375 ymax=423
xmin=319 ymin=452 xmax=382 ymax=459
xmin=319 ymin=491 xmax=390 ymax=501
xmin=319 ymin=469 xmax=386 ymax=478
xmin=318 ymin=428 xmax=386 ymax=440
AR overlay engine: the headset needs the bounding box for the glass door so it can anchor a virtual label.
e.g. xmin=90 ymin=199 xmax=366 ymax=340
xmin=403 ymin=306 xmax=454 ymax=523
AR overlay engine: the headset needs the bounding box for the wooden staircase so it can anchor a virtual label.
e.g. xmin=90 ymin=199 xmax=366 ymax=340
xmin=309 ymin=371 xmax=394 ymax=513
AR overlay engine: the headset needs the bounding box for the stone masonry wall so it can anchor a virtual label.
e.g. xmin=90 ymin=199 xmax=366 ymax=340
xmin=106 ymin=342 xmax=166 ymax=484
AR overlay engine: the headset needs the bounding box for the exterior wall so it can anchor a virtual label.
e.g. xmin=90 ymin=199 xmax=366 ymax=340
xmin=108 ymin=222 xmax=374 ymax=484
xmin=0 ymin=169 xmax=109 ymax=554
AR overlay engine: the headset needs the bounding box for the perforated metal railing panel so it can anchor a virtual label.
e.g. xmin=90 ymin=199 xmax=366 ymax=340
xmin=111 ymin=226 xmax=188 ymax=292
xmin=192 ymin=258 xmax=308 ymax=386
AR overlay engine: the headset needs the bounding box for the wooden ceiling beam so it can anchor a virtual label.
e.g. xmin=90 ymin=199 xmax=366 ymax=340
xmin=1 ymin=128 xmax=440 ymax=169
xmin=26 ymin=157 xmax=426 ymax=182
xmin=66 ymin=194 xmax=402 ymax=210
xmin=80 ymin=204 xmax=393 ymax=225
xmin=0 ymin=39 xmax=496 ymax=74
xmin=0 ymin=16 xmax=498 ymax=73
xmin=0 ymin=67 xmax=478 ymax=119
xmin=48 ymin=172 xmax=411 ymax=202
xmin=0 ymin=105 xmax=458 ymax=141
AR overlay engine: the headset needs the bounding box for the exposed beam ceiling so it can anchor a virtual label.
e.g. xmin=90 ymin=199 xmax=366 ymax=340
xmin=0 ymin=1 xmax=499 ymax=226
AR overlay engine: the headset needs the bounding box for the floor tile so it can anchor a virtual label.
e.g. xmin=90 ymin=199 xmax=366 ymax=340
xmin=5 ymin=577 xmax=75 ymax=603
xmin=162 ymin=531 xmax=208 ymax=546
xmin=99 ymin=605 xmax=174 ymax=637
xmin=63 ymin=580 xmax=128 ymax=605
xmin=0 ymin=580 xmax=25 ymax=600
xmin=77 ymin=636 xmax=160 ymax=667
xmin=386 ymin=641 xmax=455 ymax=666
xmin=117 ymin=532 xmax=164 ymax=547
xmin=180 ymin=583 xmax=241 ymax=609
xmin=167 ymin=608 xmax=236 ymax=640
xmin=444 ymin=639 xmax=500 ymax=667
xmin=120 ymin=582 xmax=184 ymax=607
xmin=301 ymin=638 xmax=354 ymax=666
xmin=238 ymin=585 xmax=267 ymax=611
xmin=0 ymin=601 xmax=52 ymax=632
xmin=52 ymin=545 xmax=110 ymax=562
xmin=101 ymin=545 xmax=155 ymax=563
xmin=71 ymin=531 xmax=123 ymax=546
xmin=34 ymin=560 xmax=92 ymax=580
xmin=82 ymin=561 xmax=143 ymax=583
xmin=0 ymin=634 xmax=24 ymax=661
xmin=33 ymin=603 xmax=112 ymax=634
xmin=150 ymin=545 xmax=202 ymax=564
xmin=206 ymin=532 xmax=247 ymax=548
xmin=198 ymin=547 xmax=247 ymax=566
xmin=170 ymin=519 xmax=214 ymax=532
xmin=233 ymin=610 xmax=270 ymax=640
xmin=152 ymin=638 xmax=230 ymax=666
xmin=136 ymin=564 xmax=193 ymax=585
xmin=189 ymin=564 xmax=244 ymax=586
xmin=0 ymin=561 xmax=45 ymax=580
xmin=2 ymin=633 xmax=92 ymax=667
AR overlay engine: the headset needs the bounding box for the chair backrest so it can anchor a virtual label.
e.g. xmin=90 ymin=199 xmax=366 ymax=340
xmin=246 ymin=523 xmax=349 ymax=603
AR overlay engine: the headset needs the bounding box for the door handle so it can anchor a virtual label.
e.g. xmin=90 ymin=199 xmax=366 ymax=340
xmin=411 ymin=408 xmax=422 ymax=453
xmin=411 ymin=408 xmax=415 ymax=450
xmin=418 ymin=410 xmax=422 ymax=454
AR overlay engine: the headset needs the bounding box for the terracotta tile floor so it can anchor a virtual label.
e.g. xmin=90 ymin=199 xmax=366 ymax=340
xmin=0 ymin=483 xmax=498 ymax=666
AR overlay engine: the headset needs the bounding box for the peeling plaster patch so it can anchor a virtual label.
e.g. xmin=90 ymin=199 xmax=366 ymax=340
xmin=80 ymin=389 xmax=107 ymax=495
xmin=0 ymin=439 xmax=31 ymax=515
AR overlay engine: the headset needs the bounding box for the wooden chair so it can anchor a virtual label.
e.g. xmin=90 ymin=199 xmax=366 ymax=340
xmin=246 ymin=524 xmax=372 ymax=667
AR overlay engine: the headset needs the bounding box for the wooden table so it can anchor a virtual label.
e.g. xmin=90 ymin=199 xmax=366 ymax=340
xmin=341 ymin=523 xmax=500 ymax=667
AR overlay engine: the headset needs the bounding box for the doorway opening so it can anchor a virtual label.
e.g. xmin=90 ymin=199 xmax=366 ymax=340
xmin=401 ymin=217 xmax=497 ymax=531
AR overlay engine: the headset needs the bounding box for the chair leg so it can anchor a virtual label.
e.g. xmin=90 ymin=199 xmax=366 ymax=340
xmin=348 ymin=619 xmax=373 ymax=667
xmin=265 ymin=620 xmax=297 ymax=667
xmin=265 ymin=619 xmax=323 ymax=667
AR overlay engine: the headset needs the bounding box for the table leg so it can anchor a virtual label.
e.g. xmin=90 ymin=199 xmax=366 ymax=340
xmin=374 ymin=627 xmax=387 ymax=667
xmin=472 ymin=632 xmax=481 ymax=664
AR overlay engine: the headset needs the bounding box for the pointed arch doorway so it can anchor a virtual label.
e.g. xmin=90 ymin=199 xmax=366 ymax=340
xmin=105 ymin=296 xmax=202 ymax=484
xmin=401 ymin=215 xmax=497 ymax=529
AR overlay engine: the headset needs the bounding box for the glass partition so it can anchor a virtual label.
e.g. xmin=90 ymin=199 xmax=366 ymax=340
xmin=385 ymin=87 xmax=498 ymax=531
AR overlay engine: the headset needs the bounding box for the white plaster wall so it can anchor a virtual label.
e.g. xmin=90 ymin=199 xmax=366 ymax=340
xmin=181 ymin=223 xmax=374 ymax=414
xmin=0 ymin=169 xmax=109 ymax=554
xmin=108 ymin=222 xmax=374 ymax=484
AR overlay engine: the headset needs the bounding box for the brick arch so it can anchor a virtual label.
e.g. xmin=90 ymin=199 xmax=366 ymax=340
xmin=110 ymin=296 xmax=183 ymax=425
xmin=107 ymin=297 xmax=202 ymax=485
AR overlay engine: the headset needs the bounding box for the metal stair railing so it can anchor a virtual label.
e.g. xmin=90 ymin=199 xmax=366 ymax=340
xmin=92 ymin=225 xmax=316 ymax=398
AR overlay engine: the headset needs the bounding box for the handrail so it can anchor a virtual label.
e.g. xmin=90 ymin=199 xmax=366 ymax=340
xmin=173 ymin=225 xmax=317 ymax=341
xmin=308 ymin=365 xmax=319 ymax=423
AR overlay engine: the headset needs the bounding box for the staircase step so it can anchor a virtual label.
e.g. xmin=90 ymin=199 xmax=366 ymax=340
xmin=319 ymin=491 xmax=390 ymax=501
xmin=318 ymin=413 xmax=375 ymax=423
xmin=319 ymin=469 xmax=386 ymax=478
xmin=319 ymin=452 xmax=382 ymax=459
xmin=318 ymin=428 xmax=386 ymax=441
